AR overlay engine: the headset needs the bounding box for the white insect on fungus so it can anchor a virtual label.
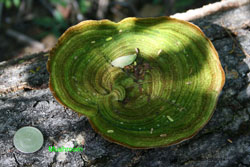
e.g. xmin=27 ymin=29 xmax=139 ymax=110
xmin=107 ymin=130 xmax=114 ymax=133
xmin=111 ymin=54 xmax=137 ymax=68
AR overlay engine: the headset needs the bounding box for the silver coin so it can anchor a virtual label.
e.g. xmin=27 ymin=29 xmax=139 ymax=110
xmin=13 ymin=126 xmax=44 ymax=153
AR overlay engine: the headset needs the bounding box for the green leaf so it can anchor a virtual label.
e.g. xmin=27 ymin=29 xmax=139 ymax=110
xmin=79 ymin=0 xmax=91 ymax=14
xmin=4 ymin=0 xmax=12 ymax=8
xmin=53 ymin=10 xmax=64 ymax=22
xmin=13 ymin=0 xmax=20 ymax=7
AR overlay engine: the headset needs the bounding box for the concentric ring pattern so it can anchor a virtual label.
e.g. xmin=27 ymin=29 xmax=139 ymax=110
xmin=47 ymin=17 xmax=225 ymax=148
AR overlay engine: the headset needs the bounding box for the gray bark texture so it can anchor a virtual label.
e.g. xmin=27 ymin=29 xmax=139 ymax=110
xmin=0 ymin=4 xmax=250 ymax=167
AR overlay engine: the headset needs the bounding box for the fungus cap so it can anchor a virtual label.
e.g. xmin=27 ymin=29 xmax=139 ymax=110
xmin=47 ymin=17 xmax=225 ymax=149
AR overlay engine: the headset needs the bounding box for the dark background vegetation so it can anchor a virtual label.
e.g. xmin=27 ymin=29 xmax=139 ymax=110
xmin=0 ymin=0 xmax=219 ymax=62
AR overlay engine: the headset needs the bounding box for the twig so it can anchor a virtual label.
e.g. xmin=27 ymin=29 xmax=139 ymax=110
xmin=170 ymin=0 xmax=250 ymax=21
xmin=6 ymin=29 xmax=45 ymax=50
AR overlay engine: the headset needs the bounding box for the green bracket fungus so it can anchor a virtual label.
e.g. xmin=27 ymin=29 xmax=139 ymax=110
xmin=47 ymin=17 xmax=225 ymax=149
